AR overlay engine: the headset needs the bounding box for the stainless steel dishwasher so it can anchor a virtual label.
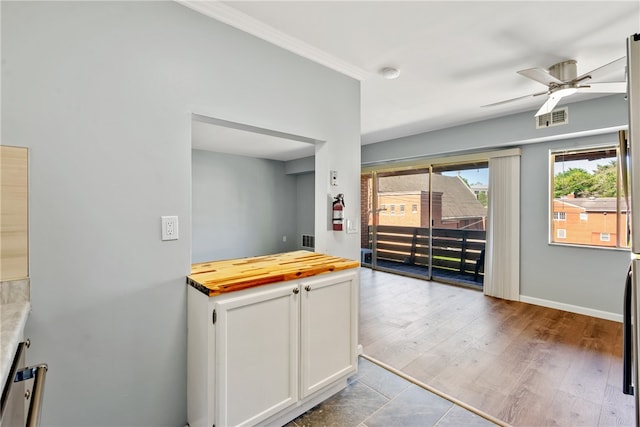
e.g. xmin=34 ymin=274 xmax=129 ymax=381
xmin=0 ymin=340 xmax=48 ymax=427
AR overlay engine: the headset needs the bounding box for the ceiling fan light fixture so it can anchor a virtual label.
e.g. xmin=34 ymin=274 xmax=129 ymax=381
xmin=380 ymin=67 xmax=400 ymax=80
xmin=489 ymin=57 xmax=626 ymax=118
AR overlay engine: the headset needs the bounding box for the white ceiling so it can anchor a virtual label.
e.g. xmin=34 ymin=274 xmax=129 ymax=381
xmin=183 ymin=0 xmax=639 ymax=159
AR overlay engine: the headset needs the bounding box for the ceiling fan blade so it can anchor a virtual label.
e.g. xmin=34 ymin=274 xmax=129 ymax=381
xmin=481 ymin=90 xmax=547 ymax=108
xmin=575 ymin=56 xmax=626 ymax=82
xmin=535 ymin=93 xmax=564 ymax=117
xmin=578 ymin=81 xmax=627 ymax=93
xmin=518 ymin=67 xmax=563 ymax=86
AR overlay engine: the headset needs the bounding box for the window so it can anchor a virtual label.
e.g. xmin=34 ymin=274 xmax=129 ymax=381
xmin=399 ymin=205 xmax=405 ymax=215
xmin=390 ymin=205 xmax=395 ymax=215
xmin=553 ymin=212 xmax=566 ymax=221
xmin=550 ymin=145 xmax=627 ymax=248
xmin=412 ymin=204 xmax=418 ymax=214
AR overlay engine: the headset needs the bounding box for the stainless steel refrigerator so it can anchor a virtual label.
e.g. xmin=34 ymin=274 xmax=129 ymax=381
xmin=622 ymin=33 xmax=640 ymax=426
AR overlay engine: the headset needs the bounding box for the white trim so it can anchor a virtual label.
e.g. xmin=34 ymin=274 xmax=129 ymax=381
xmin=519 ymin=295 xmax=622 ymax=323
xmin=175 ymin=0 xmax=369 ymax=81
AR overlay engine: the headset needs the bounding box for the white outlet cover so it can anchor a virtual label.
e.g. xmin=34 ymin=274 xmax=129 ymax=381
xmin=161 ymin=216 xmax=179 ymax=241
xmin=346 ymin=219 xmax=358 ymax=234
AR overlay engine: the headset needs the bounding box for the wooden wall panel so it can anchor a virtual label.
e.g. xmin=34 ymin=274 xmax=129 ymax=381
xmin=1 ymin=146 xmax=28 ymax=280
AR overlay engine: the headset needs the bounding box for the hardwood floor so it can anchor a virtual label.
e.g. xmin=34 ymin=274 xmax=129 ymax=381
xmin=359 ymin=267 xmax=635 ymax=426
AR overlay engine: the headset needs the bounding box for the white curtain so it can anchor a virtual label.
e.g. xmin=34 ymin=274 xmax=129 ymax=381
xmin=484 ymin=154 xmax=520 ymax=300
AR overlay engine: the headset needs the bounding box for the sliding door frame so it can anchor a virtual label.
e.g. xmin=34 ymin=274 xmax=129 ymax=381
xmin=362 ymin=148 xmax=519 ymax=286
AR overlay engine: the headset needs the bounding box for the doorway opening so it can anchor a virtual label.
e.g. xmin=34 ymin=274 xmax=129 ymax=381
xmin=190 ymin=112 xmax=317 ymax=263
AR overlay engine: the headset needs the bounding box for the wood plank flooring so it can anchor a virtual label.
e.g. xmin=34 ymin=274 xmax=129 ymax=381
xmin=359 ymin=267 xmax=635 ymax=426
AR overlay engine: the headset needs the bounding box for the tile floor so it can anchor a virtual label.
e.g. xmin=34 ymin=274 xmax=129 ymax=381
xmin=286 ymin=357 xmax=497 ymax=427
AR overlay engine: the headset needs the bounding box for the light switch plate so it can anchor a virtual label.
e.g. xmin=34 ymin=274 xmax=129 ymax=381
xmin=346 ymin=219 xmax=358 ymax=234
xmin=161 ymin=216 xmax=179 ymax=241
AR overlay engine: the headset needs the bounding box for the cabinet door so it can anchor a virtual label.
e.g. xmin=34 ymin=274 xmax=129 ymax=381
xmin=215 ymin=282 xmax=300 ymax=427
xmin=300 ymin=270 xmax=358 ymax=397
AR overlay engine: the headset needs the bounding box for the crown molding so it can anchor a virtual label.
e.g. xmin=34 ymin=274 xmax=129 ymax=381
xmin=176 ymin=0 xmax=369 ymax=81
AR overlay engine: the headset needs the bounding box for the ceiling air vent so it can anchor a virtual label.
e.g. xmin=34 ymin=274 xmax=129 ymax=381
xmin=536 ymin=107 xmax=568 ymax=129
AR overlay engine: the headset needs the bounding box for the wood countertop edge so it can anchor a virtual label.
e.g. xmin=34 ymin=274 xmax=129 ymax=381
xmin=189 ymin=251 xmax=352 ymax=275
xmin=187 ymin=257 xmax=359 ymax=297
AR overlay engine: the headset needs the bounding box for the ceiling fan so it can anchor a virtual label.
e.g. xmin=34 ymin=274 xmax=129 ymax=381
xmin=484 ymin=57 xmax=627 ymax=117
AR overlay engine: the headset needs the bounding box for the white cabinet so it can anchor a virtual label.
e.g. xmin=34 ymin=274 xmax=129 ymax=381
xmin=187 ymin=268 xmax=359 ymax=427
xmin=300 ymin=272 xmax=357 ymax=398
xmin=216 ymin=282 xmax=299 ymax=427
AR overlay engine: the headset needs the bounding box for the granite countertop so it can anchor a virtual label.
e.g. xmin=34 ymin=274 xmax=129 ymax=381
xmin=188 ymin=250 xmax=360 ymax=297
xmin=0 ymin=279 xmax=31 ymax=394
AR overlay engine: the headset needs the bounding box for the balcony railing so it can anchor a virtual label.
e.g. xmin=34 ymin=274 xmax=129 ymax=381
xmin=368 ymin=225 xmax=486 ymax=280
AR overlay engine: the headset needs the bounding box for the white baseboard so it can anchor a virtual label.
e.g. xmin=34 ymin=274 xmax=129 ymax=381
xmin=519 ymin=295 xmax=622 ymax=323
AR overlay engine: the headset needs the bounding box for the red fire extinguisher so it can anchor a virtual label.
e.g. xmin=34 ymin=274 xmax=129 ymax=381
xmin=332 ymin=194 xmax=345 ymax=231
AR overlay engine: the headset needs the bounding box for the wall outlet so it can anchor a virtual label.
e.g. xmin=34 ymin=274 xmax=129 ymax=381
xmin=161 ymin=216 xmax=179 ymax=241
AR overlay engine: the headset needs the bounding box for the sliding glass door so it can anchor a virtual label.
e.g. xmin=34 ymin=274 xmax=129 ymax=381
xmin=375 ymin=168 xmax=431 ymax=278
xmin=361 ymin=161 xmax=488 ymax=288
xmin=430 ymin=163 xmax=488 ymax=287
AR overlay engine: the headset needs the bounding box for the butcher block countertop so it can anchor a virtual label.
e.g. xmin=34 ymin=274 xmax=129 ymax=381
xmin=188 ymin=250 xmax=360 ymax=297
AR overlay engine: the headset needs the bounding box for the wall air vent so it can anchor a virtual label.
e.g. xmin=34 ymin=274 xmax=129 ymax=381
xmin=301 ymin=234 xmax=315 ymax=249
xmin=536 ymin=107 xmax=568 ymax=129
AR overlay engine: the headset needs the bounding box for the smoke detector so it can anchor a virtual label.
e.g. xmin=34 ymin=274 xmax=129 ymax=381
xmin=380 ymin=67 xmax=400 ymax=80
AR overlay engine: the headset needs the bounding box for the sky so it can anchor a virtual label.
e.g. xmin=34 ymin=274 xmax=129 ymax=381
xmin=443 ymin=168 xmax=488 ymax=186
xmin=555 ymin=158 xmax=613 ymax=174
xmin=440 ymin=157 xmax=613 ymax=186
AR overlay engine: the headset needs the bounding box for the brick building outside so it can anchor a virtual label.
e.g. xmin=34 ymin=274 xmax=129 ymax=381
xmin=552 ymin=196 xmax=629 ymax=247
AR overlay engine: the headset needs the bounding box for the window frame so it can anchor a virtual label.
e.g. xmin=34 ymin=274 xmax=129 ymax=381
xmin=553 ymin=211 xmax=566 ymax=221
xmin=549 ymin=143 xmax=628 ymax=250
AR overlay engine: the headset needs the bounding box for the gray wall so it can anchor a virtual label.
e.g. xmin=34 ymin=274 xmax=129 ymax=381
xmin=520 ymin=134 xmax=630 ymax=315
xmin=191 ymin=150 xmax=298 ymax=262
xmin=285 ymin=155 xmax=315 ymax=174
xmin=2 ymin=1 xmax=359 ymax=426
xmin=363 ymin=94 xmax=630 ymax=317
xmin=363 ymin=95 xmax=627 ymax=164
xmin=295 ymin=172 xmax=316 ymax=249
